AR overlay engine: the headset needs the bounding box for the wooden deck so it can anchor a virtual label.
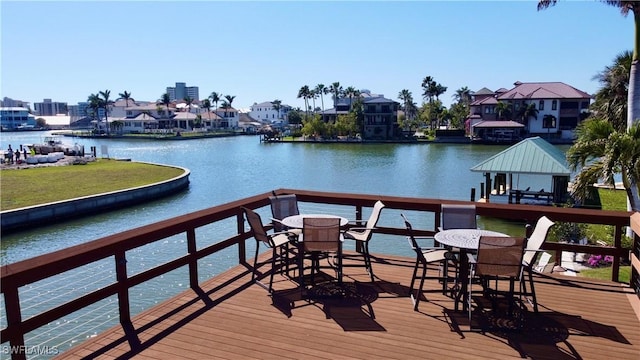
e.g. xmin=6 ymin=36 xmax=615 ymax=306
xmin=58 ymin=253 xmax=640 ymax=359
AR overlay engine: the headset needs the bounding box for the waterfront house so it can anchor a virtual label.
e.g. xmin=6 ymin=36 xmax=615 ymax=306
xmin=320 ymin=92 xmax=400 ymax=140
xmin=468 ymin=82 xmax=591 ymax=142
xmin=249 ymin=101 xmax=292 ymax=124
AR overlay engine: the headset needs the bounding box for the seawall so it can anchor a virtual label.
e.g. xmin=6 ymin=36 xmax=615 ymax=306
xmin=0 ymin=162 xmax=190 ymax=233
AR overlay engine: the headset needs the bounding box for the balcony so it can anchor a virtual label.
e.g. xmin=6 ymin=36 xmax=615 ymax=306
xmin=1 ymin=189 xmax=639 ymax=359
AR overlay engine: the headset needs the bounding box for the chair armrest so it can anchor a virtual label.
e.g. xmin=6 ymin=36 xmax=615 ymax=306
xmin=270 ymin=230 xmax=298 ymax=237
xmin=270 ymin=218 xmax=286 ymax=225
xmin=345 ymin=227 xmax=376 ymax=231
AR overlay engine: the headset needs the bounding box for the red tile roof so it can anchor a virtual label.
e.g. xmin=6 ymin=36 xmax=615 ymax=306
xmin=498 ymin=82 xmax=590 ymax=100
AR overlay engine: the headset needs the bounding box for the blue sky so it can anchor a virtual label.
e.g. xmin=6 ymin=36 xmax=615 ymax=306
xmin=1 ymin=1 xmax=633 ymax=111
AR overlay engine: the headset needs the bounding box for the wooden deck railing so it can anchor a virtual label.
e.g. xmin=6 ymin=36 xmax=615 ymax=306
xmin=0 ymin=188 xmax=634 ymax=359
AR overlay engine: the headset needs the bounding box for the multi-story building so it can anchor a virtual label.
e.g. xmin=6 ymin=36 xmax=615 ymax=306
xmin=468 ymin=81 xmax=591 ymax=140
xmin=166 ymin=82 xmax=199 ymax=102
xmin=320 ymin=91 xmax=399 ymax=140
xmin=0 ymin=97 xmax=30 ymax=108
xmin=249 ymin=101 xmax=291 ymax=123
xmin=33 ymin=98 xmax=68 ymax=116
xmin=0 ymin=107 xmax=37 ymax=130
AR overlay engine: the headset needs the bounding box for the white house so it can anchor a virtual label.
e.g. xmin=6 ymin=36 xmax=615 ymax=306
xmin=249 ymin=101 xmax=291 ymax=124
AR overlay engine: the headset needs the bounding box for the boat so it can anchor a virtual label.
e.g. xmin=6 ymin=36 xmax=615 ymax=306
xmin=28 ymin=135 xmax=84 ymax=156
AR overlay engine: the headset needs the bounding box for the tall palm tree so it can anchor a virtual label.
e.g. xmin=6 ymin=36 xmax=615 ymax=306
xmin=398 ymin=89 xmax=414 ymax=121
xmin=315 ymin=84 xmax=327 ymax=112
xmin=329 ymin=82 xmax=343 ymax=108
xmin=118 ymin=91 xmax=134 ymax=107
xmin=202 ymin=98 xmax=212 ymax=128
xmin=209 ymin=92 xmax=222 ymax=128
xmin=344 ymin=86 xmax=360 ymax=111
xmin=592 ymin=50 xmax=632 ymax=132
xmin=537 ymin=1 xmax=640 ymax=132
xmin=99 ymin=90 xmax=114 ymax=135
xmin=272 ymin=99 xmax=282 ymax=120
xmin=87 ymin=93 xmax=102 ymax=123
xmin=297 ymin=85 xmax=311 ymax=118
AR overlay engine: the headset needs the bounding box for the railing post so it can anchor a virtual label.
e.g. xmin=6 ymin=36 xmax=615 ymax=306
xmin=115 ymin=251 xmax=132 ymax=328
xmin=3 ymin=284 xmax=26 ymax=360
xmin=612 ymin=225 xmax=622 ymax=282
xmin=238 ymin=212 xmax=247 ymax=265
xmin=187 ymin=229 xmax=198 ymax=289
xmin=355 ymin=205 xmax=363 ymax=253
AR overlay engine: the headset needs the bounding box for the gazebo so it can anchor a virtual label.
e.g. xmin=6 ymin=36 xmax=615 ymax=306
xmin=470 ymin=136 xmax=571 ymax=204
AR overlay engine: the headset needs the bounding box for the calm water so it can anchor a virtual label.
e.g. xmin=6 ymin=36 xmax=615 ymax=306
xmin=0 ymin=131 xmax=565 ymax=357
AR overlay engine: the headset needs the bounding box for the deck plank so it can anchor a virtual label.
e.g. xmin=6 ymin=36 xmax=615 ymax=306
xmin=56 ymin=252 xmax=640 ymax=359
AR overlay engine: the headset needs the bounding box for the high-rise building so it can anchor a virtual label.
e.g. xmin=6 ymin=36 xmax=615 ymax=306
xmin=33 ymin=98 xmax=68 ymax=116
xmin=166 ymin=82 xmax=199 ymax=102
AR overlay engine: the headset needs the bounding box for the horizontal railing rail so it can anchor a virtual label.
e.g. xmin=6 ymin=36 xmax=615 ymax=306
xmin=0 ymin=188 xmax=633 ymax=359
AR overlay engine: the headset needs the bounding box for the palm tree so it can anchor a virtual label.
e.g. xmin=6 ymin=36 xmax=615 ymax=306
xmin=398 ymin=89 xmax=414 ymax=121
xmin=202 ymin=98 xmax=212 ymax=128
xmin=517 ymin=103 xmax=539 ymax=127
xmin=537 ymin=1 xmax=640 ymax=132
xmin=329 ymin=82 xmax=343 ymax=108
xmin=297 ymin=85 xmax=311 ymax=118
xmin=592 ymin=50 xmax=632 ymax=132
xmin=118 ymin=91 xmax=134 ymax=107
xmin=209 ymin=92 xmax=222 ymax=128
xmin=272 ymin=99 xmax=282 ymax=121
xmin=344 ymin=86 xmax=360 ymax=111
xmin=453 ymin=86 xmax=472 ymax=105
xmin=315 ymin=84 xmax=327 ymax=112
xmin=495 ymin=101 xmax=513 ymax=121
xmin=567 ymin=118 xmax=640 ymax=210
xmin=87 ymin=93 xmax=102 ymax=124
xmin=158 ymin=93 xmax=171 ymax=129
xmin=99 ymin=90 xmax=114 ymax=135
xmin=224 ymin=95 xmax=235 ymax=108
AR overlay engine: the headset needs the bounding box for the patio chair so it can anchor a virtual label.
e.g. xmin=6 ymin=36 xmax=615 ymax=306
xmin=521 ymin=216 xmax=555 ymax=313
xmin=468 ymin=236 xmax=526 ymax=331
xmin=440 ymin=204 xmax=477 ymax=232
xmin=298 ymin=217 xmax=343 ymax=290
xmin=438 ymin=204 xmax=477 ymax=291
xmin=242 ymin=207 xmax=297 ymax=293
xmin=343 ymin=200 xmax=385 ymax=282
xmin=401 ymin=214 xmax=453 ymax=311
xmin=269 ymin=193 xmax=302 ymax=237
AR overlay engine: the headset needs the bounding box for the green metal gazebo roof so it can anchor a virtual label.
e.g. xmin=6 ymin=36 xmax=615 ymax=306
xmin=470 ymin=136 xmax=570 ymax=176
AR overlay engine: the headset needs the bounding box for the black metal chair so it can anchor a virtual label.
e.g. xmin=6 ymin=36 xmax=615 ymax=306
xmin=242 ymin=207 xmax=296 ymax=293
xmin=401 ymin=214 xmax=453 ymax=311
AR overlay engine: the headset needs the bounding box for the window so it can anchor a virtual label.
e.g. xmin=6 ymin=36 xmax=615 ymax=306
xmin=538 ymin=100 xmax=544 ymax=110
xmin=485 ymin=107 xmax=490 ymax=114
xmin=552 ymin=100 xmax=557 ymax=110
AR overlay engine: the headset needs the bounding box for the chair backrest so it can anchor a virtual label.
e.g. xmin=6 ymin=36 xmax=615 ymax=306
xmin=441 ymin=204 xmax=477 ymax=230
xmin=302 ymin=217 xmax=341 ymax=252
xmin=359 ymin=200 xmax=386 ymax=239
xmin=242 ymin=207 xmax=271 ymax=246
xmin=269 ymin=194 xmax=300 ymax=232
xmin=476 ymin=236 xmax=526 ymax=278
xmin=401 ymin=213 xmax=422 ymax=257
xmin=523 ymin=216 xmax=555 ymax=266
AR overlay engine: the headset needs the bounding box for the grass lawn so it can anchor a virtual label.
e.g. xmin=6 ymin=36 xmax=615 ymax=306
xmin=578 ymin=188 xmax=631 ymax=283
xmin=1 ymin=159 xmax=185 ymax=210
